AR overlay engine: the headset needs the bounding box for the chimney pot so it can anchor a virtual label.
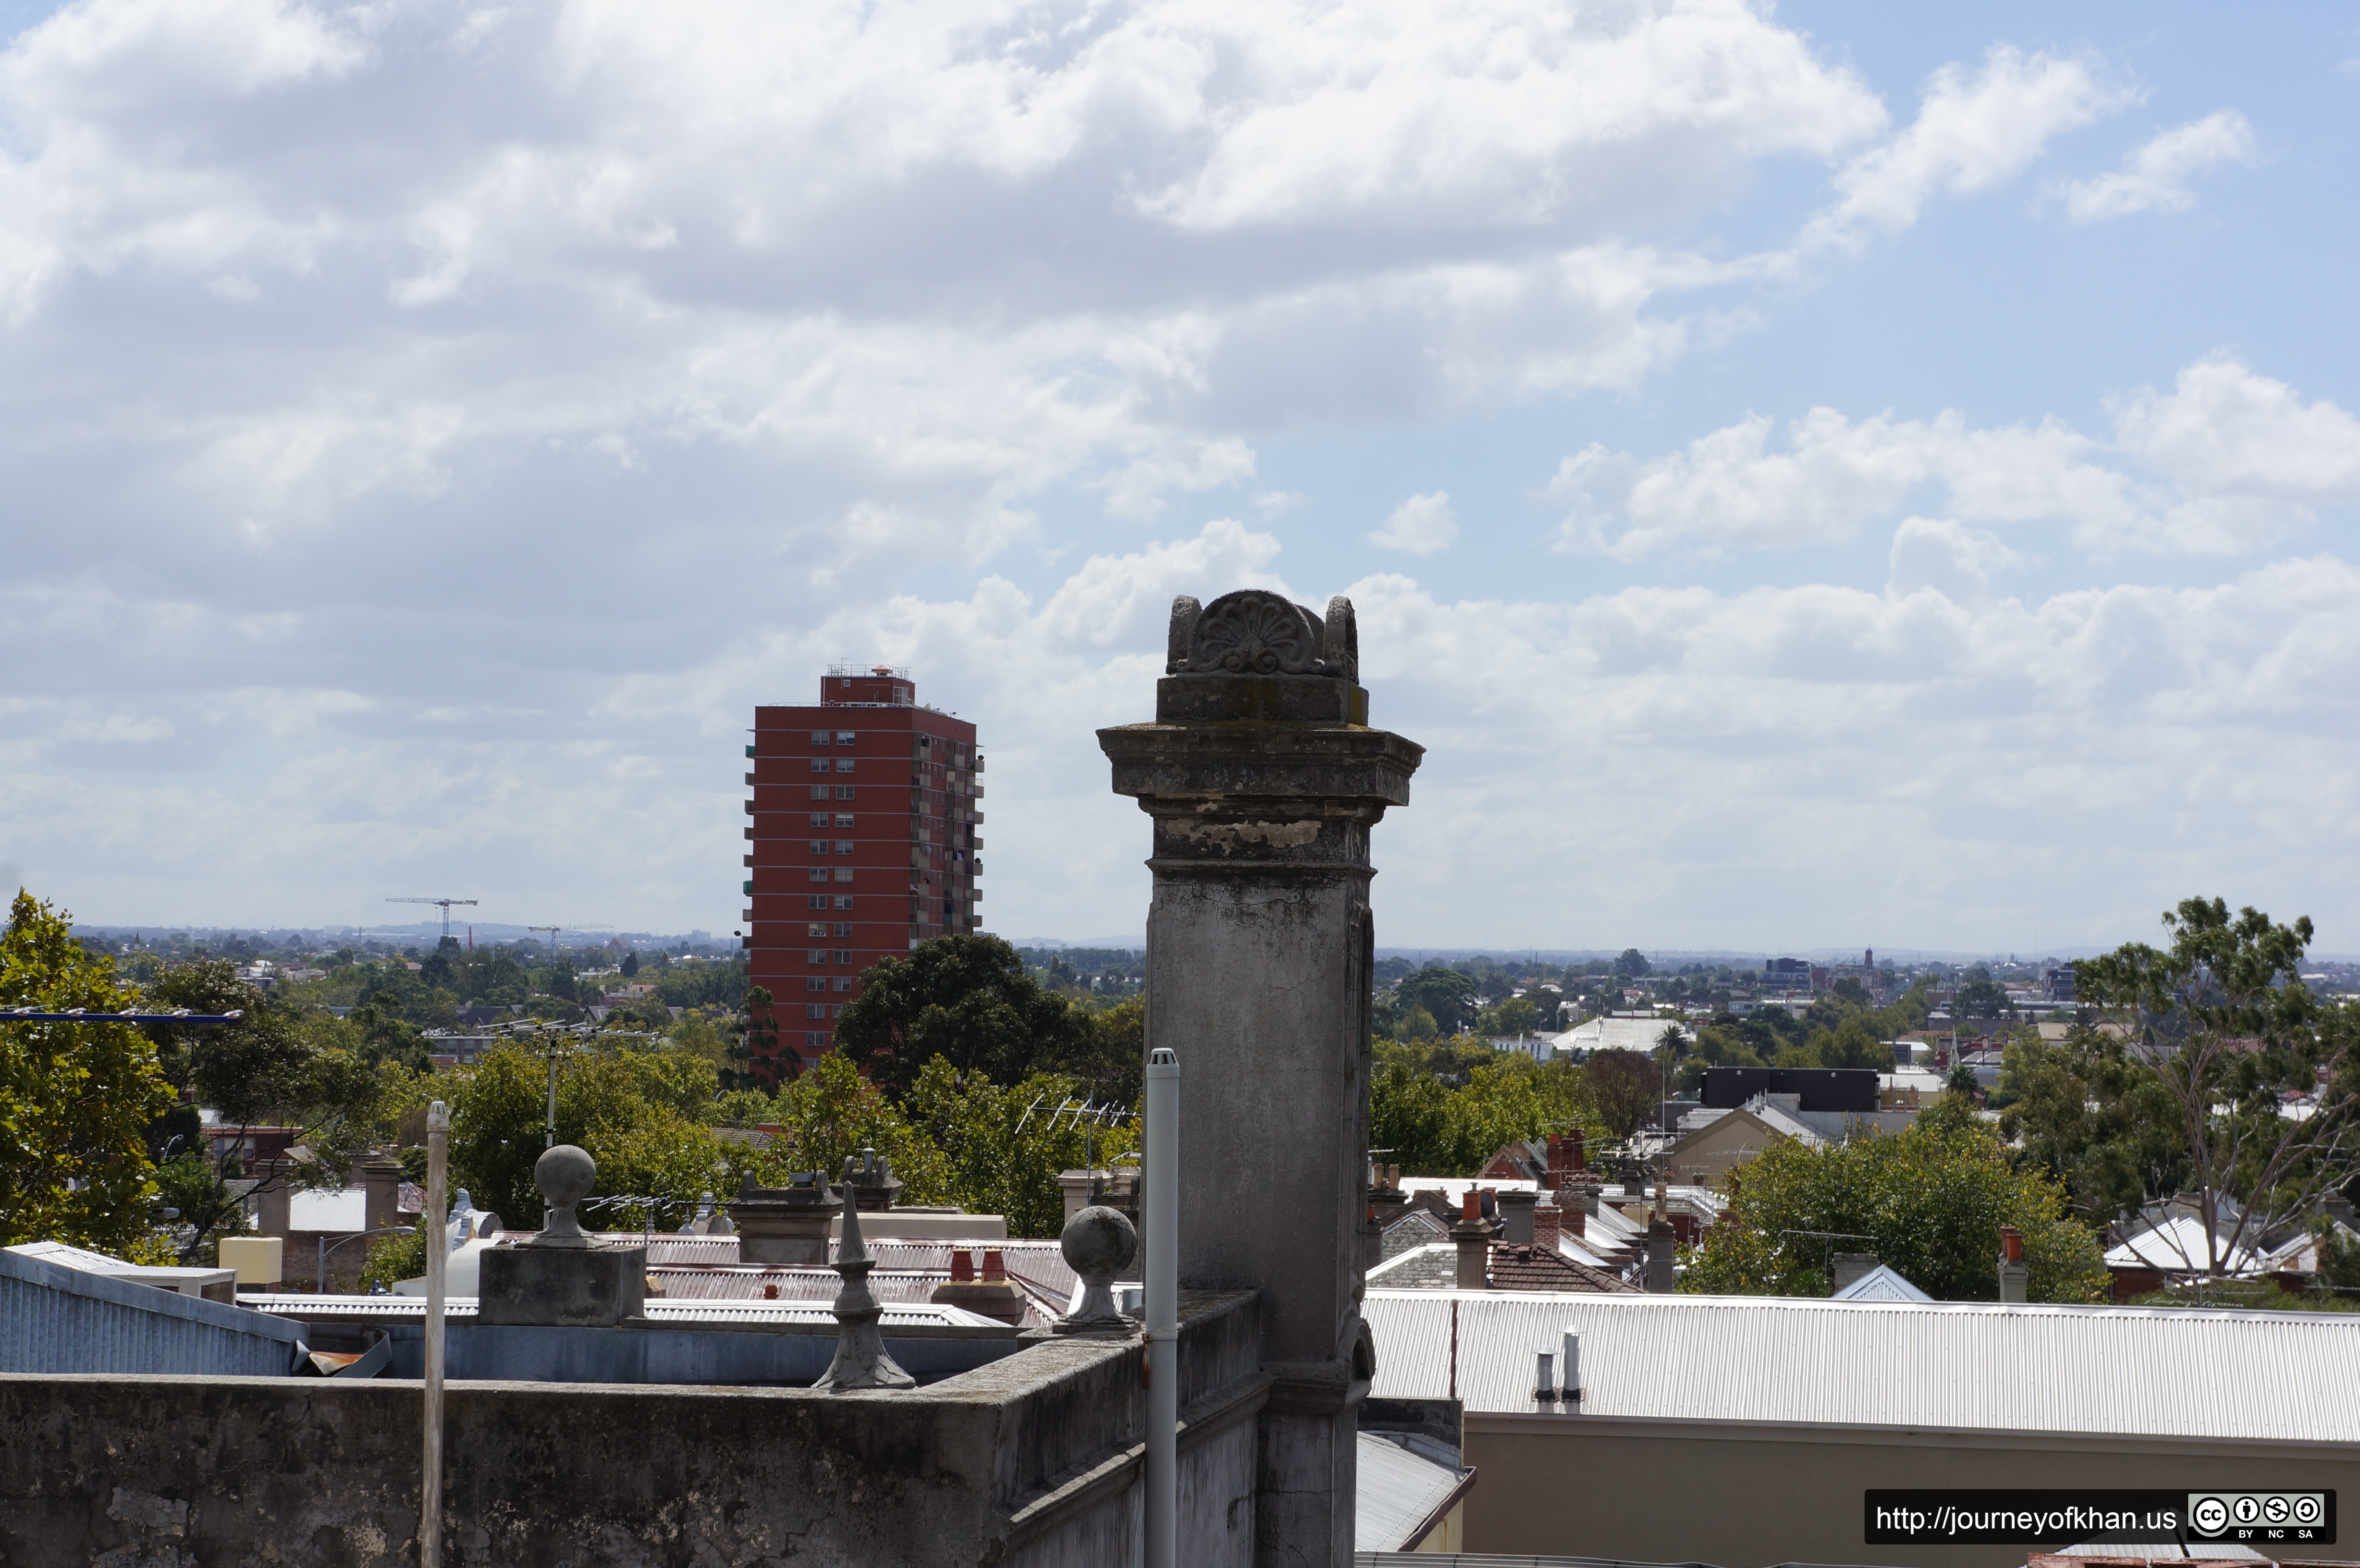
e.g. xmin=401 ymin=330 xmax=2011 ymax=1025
xmin=949 ymin=1248 xmax=975 ymax=1282
xmin=1461 ymin=1191 xmax=1481 ymax=1221
xmin=981 ymin=1247 xmax=1007 ymax=1282
xmin=2000 ymin=1225 xmax=2023 ymax=1263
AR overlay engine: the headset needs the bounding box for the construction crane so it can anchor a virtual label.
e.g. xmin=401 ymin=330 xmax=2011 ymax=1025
xmin=386 ymin=897 xmax=479 ymax=943
xmin=526 ymin=923 xmax=611 ymax=955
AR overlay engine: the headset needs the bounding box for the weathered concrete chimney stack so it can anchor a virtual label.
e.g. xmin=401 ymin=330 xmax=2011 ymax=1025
xmin=1998 ymin=1225 xmax=2028 ymax=1303
xmin=1496 ymin=1188 xmax=1538 ymax=1245
xmin=1102 ymin=590 xmax=1421 ymax=1568
xmin=1450 ymin=1191 xmax=1497 ymax=1290
xmin=1831 ymin=1252 xmax=1879 ymax=1292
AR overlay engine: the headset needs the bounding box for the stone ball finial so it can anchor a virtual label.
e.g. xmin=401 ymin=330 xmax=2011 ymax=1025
xmin=531 ymin=1143 xmax=597 ymax=1247
xmin=1058 ymin=1203 xmax=1137 ymax=1329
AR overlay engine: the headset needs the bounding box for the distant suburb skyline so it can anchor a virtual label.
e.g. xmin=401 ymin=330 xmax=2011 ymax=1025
xmin=2 ymin=1 xmax=2355 ymax=954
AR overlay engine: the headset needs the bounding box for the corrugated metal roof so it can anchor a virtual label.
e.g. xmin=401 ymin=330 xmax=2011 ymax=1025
xmin=1364 ymin=1289 xmax=2360 ymax=1440
xmin=3 ymin=1247 xmax=306 ymax=1376
xmin=1828 ymin=1265 xmax=1931 ymax=1303
xmin=1355 ymin=1433 xmax=1465 ymax=1553
xmin=2104 ymin=1215 xmax=2262 ymax=1274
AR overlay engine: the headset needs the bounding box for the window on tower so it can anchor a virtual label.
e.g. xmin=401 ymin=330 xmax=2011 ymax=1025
xmin=809 ymin=759 xmax=827 ymax=772
xmin=835 ymin=814 xmax=854 ymax=828
xmin=834 ymin=759 xmax=855 ymax=773
xmin=806 ymin=1004 xmax=826 ymax=1019
xmin=833 ymin=868 xmax=854 ymax=883
xmin=811 ymin=731 xmax=829 ymax=745
xmin=834 ymin=785 xmax=855 ymax=800
xmin=833 ymin=894 xmax=853 ymax=910
xmin=833 ymin=840 xmax=854 ymax=854
xmin=808 ymin=869 xmax=828 ymax=882
xmin=835 ymin=731 xmax=855 ymax=744
xmin=809 ymin=840 xmax=828 ymax=854
xmin=807 ymin=895 xmax=827 ymax=910
xmin=833 ymin=922 xmax=852 ymax=937
xmin=806 ymin=977 xmax=827 ymax=992
xmin=832 ymin=977 xmax=852 ymax=992
xmin=809 ymin=813 xmax=829 ymax=827
xmin=808 ymin=949 xmax=827 ymax=963
xmin=806 ymin=923 xmax=827 ymax=937
xmin=832 ymin=949 xmax=852 ymax=964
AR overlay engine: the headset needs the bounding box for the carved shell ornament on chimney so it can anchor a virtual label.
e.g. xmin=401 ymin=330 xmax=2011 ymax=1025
xmin=1167 ymin=590 xmax=1358 ymax=681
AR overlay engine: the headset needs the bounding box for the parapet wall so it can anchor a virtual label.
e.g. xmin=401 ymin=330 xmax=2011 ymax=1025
xmin=0 ymin=1291 xmax=1264 ymax=1568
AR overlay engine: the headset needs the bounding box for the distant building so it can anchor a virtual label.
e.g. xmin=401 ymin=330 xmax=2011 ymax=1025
xmin=747 ymin=666 xmax=982 ymax=1077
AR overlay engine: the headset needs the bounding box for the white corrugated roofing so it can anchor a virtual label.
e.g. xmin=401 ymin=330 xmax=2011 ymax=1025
xmin=289 ymin=1188 xmax=368 ymax=1232
xmin=1829 ymin=1264 xmax=1932 ymax=1302
xmin=1364 ymin=1289 xmax=2360 ymax=1440
xmin=1354 ymin=1433 xmax=1463 ymax=1553
xmin=2104 ymin=1214 xmax=2262 ymax=1274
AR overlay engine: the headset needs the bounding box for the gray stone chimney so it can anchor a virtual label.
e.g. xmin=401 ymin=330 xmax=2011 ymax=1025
xmin=1644 ymin=1220 xmax=1676 ymax=1293
xmin=1997 ymin=1225 xmax=2028 ymax=1303
xmin=726 ymin=1169 xmax=841 ymax=1266
xmin=1831 ymin=1252 xmax=1879 ymax=1292
xmin=1100 ymin=590 xmax=1420 ymax=1568
xmin=1495 ymin=1188 xmax=1538 ymax=1245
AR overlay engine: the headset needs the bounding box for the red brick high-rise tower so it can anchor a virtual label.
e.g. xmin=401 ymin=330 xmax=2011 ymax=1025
xmin=743 ymin=664 xmax=983 ymax=1078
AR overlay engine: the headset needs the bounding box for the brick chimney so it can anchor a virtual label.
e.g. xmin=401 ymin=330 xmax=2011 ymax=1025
xmin=1496 ymin=1189 xmax=1538 ymax=1245
xmin=949 ymin=1248 xmax=975 ymax=1283
xmin=1997 ymin=1225 xmax=2027 ymax=1303
xmin=1450 ymin=1191 xmax=1497 ymax=1289
xmin=1533 ymin=1200 xmax=1561 ymax=1250
xmin=1559 ymin=1196 xmax=1586 ymax=1239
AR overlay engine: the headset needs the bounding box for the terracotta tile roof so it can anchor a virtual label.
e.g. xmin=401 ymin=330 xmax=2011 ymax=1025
xmin=1485 ymin=1242 xmax=1640 ymax=1293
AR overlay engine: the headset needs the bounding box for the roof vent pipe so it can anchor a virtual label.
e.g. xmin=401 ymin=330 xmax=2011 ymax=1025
xmin=1561 ymin=1328 xmax=1583 ymax=1407
xmin=1533 ymin=1349 xmax=1558 ymax=1403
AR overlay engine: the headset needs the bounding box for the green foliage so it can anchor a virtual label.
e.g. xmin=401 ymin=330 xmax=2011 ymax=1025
xmin=1682 ymin=1099 xmax=2107 ymax=1303
xmin=2074 ymin=895 xmax=2352 ymax=1265
xmin=0 ymin=891 xmax=174 ymax=1252
xmin=1396 ymin=967 xmax=1480 ymax=1036
xmin=1477 ymin=995 xmax=1539 ymax=1038
xmin=832 ymin=935 xmax=1094 ymax=1095
xmin=1954 ymin=976 xmax=2014 ymax=1017
xmin=903 ymin=1057 xmax=1142 ymax=1237
xmin=358 ymin=1226 xmax=428 ymax=1292
xmin=1370 ymin=1051 xmax=1594 ymax=1176
xmin=446 ymin=1044 xmax=743 ymax=1228
xmin=1997 ymin=1030 xmax=2185 ymax=1226
xmin=1612 ymin=948 xmax=1651 ymax=979
xmin=1399 ymin=1005 xmax=1438 ymax=1043
xmin=1585 ymin=1048 xmax=1660 ymax=1139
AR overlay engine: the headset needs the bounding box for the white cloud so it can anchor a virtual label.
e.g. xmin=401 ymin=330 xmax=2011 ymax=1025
xmin=1886 ymin=516 xmax=2021 ymax=602
xmin=1803 ymin=46 xmax=2129 ymax=249
xmin=2055 ymin=110 xmax=2257 ymax=222
xmin=1369 ymin=490 xmax=1459 ymax=554
xmin=1551 ymin=355 xmax=2360 ymax=559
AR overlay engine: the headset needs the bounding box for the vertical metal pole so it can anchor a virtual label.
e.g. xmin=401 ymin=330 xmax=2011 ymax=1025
xmin=422 ymin=1100 xmax=449 ymax=1568
xmin=545 ymin=1048 xmax=558 ymax=1150
xmin=1143 ymin=1047 xmax=1179 ymax=1568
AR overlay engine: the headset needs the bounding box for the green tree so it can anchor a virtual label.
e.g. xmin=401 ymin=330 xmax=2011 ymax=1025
xmin=2074 ymin=896 xmax=2357 ymax=1274
xmin=1396 ymin=967 xmax=1480 ymax=1036
xmin=1586 ymin=1048 xmax=1660 ymax=1140
xmin=1477 ymin=995 xmax=1540 ymax=1039
xmin=1370 ymin=1052 xmax=1595 ymax=1176
xmin=832 ymin=935 xmax=1092 ymax=1096
xmin=0 ymin=891 xmax=175 ymax=1253
xmin=1954 ymin=969 xmax=2014 ymax=1018
xmin=1612 ymin=948 xmax=1651 ymax=980
xmin=903 ymin=1057 xmax=1141 ymax=1237
xmin=1683 ymin=1099 xmax=2106 ymax=1303
xmin=139 ymin=958 xmax=391 ymax=1262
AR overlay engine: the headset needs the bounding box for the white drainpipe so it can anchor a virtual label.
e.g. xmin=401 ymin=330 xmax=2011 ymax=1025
xmin=422 ymin=1101 xmax=449 ymax=1568
xmin=1144 ymin=1047 xmax=1180 ymax=1568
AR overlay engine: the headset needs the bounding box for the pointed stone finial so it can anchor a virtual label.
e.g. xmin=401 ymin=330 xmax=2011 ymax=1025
xmin=813 ymin=1180 xmax=915 ymax=1391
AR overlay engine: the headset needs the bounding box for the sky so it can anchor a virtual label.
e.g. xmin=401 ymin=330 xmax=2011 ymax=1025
xmin=2 ymin=0 xmax=2357 ymax=956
